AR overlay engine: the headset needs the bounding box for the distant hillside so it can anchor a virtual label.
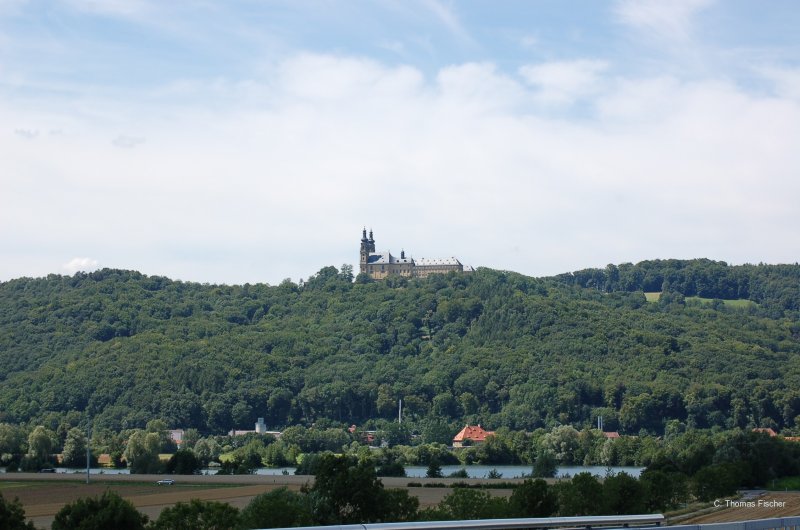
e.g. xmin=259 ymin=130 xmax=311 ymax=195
xmin=0 ymin=262 xmax=799 ymax=435
xmin=553 ymin=259 xmax=800 ymax=312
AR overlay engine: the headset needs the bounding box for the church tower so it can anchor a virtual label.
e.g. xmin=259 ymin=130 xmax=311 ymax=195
xmin=360 ymin=228 xmax=370 ymax=274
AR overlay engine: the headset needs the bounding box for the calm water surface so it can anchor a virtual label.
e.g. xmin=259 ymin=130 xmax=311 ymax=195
xmin=255 ymin=465 xmax=643 ymax=478
xmin=1 ymin=464 xmax=642 ymax=478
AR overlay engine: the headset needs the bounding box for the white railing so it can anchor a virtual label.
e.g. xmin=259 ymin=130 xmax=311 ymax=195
xmin=668 ymin=517 xmax=800 ymax=530
xmin=261 ymin=514 xmax=665 ymax=530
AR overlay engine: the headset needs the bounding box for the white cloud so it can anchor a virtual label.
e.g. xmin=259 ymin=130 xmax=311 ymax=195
xmin=519 ymin=35 xmax=538 ymax=49
xmin=436 ymin=62 xmax=525 ymax=113
xmin=14 ymin=128 xmax=38 ymax=139
xmin=63 ymin=257 xmax=99 ymax=274
xmin=1 ymin=52 xmax=799 ymax=284
xmin=0 ymin=0 xmax=28 ymax=16
xmin=420 ymin=0 xmax=473 ymax=45
xmin=614 ymin=0 xmax=715 ymax=43
xmin=63 ymin=0 xmax=150 ymax=18
xmin=379 ymin=40 xmax=405 ymax=55
xmin=276 ymin=53 xmax=424 ymax=103
xmin=519 ymin=60 xmax=608 ymax=106
xmin=758 ymin=66 xmax=800 ymax=102
xmin=112 ymin=135 xmax=145 ymax=148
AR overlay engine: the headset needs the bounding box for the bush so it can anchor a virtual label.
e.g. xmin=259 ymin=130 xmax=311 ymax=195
xmin=692 ymin=463 xmax=744 ymax=502
xmin=426 ymin=460 xmax=443 ymax=478
xmin=603 ymin=472 xmax=645 ymax=515
xmin=639 ymin=469 xmax=689 ymax=511
xmin=151 ymin=499 xmax=240 ymax=530
xmin=556 ymin=472 xmax=605 ymax=516
xmin=19 ymin=455 xmax=56 ymax=472
xmin=165 ymin=450 xmax=202 ymax=475
xmin=0 ymin=492 xmax=35 ymax=530
xmin=240 ymin=488 xmax=312 ymax=529
xmin=533 ymin=450 xmax=558 ymax=478
xmin=128 ymin=452 xmax=163 ymax=474
xmin=294 ymin=452 xmax=328 ymax=475
xmin=305 ymin=453 xmax=419 ymax=524
xmin=215 ymin=451 xmax=261 ymax=475
xmin=509 ymin=478 xmax=558 ymax=517
xmin=52 ymin=491 xmax=148 ymax=530
xmin=438 ymin=488 xmax=510 ymax=519
xmin=376 ymin=460 xmax=406 ymax=477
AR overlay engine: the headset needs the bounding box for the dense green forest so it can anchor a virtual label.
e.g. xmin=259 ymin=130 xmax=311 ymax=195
xmin=556 ymin=259 xmax=800 ymax=312
xmin=0 ymin=260 xmax=799 ymax=435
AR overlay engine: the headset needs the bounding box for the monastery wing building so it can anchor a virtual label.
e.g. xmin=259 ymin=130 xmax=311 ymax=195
xmin=359 ymin=228 xmax=473 ymax=280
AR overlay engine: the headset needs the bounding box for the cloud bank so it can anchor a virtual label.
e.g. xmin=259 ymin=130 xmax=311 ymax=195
xmin=2 ymin=50 xmax=798 ymax=285
xmin=63 ymin=257 xmax=100 ymax=274
xmin=1 ymin=1 xmax=798 ymax=284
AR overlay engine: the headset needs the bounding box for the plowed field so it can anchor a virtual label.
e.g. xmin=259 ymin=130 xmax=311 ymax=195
xmin=1 ymin=473 xmax=509 ymax=529
xmin=675 ymin=492 xmax=800 ymax=524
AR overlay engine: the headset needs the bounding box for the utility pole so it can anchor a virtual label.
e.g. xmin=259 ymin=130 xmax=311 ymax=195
xmin=398 ymin=399 xmax=403 ymax=424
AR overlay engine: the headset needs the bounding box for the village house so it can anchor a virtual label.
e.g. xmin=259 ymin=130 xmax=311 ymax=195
xmin=228 ymin=418 xmax=282 ymax=438
xmin=453 ymin=424 xmax=495 ymax=447
xmin=169 ymin=429 xmax=184 ymax=448
xmin=752 ymin=427 xmax=778 ymax=437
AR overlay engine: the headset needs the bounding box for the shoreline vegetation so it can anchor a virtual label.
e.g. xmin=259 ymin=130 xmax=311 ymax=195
xmin=2 ymin=425 xmax=800 ymax=527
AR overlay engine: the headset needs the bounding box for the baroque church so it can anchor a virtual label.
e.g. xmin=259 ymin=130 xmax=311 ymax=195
xmin=359 ymin=228 xmax=473 ymax=280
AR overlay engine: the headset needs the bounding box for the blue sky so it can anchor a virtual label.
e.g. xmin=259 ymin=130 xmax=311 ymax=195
xmin=1 ymin=1 xmax=799 ymax=284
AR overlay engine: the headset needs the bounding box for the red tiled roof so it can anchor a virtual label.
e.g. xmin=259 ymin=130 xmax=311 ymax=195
xmin=453 ymin=424 xmax=495 ymax=443
xmin=753 ymin=428 xmax=778 ymax=437
xmin=603 ymin=431 xmax=621 ymax=439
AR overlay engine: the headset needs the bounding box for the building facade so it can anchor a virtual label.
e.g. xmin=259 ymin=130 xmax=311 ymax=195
xmin=452 ymin=424 xmax=495 ymax=447
xmin=359 ymin=228 xmax=472 ymax=280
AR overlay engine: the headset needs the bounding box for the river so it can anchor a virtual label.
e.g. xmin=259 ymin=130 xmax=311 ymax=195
xmin=2 ymin=464 xmax=642 ymax=478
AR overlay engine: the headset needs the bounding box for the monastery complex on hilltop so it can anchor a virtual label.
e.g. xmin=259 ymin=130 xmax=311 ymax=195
xmin=359 ymin=228 xmax=473 ymax=280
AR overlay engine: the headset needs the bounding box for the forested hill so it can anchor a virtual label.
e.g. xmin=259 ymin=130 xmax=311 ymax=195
xmin=554 ymin=259 xmax=800 ymax=312
xmin=1 ymin=262 xmax=799 ymax=435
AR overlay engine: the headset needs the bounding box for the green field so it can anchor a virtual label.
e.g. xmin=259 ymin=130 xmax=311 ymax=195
xmin=644 ymin=292 xmax=756 ymax=308
xmin=0 ymin=481 xmax=33 ymax=490
xmin=769 ymin=476 xmax=800 ymax=490
xmin=685 ymin=296 xmax=758 ymax=308
xmin=0 ymin=479 xmax=234 ymax=490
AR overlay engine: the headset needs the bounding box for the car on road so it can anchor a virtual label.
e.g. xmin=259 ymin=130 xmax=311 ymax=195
xmin=156 ymin=479 xmax=175 ymax=485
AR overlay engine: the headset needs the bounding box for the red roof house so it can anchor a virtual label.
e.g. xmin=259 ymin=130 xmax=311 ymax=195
xmin=753 ymin=428 xmax=778 ymax=437
xmin=453 ymin=424 xmax=495 ymax=447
